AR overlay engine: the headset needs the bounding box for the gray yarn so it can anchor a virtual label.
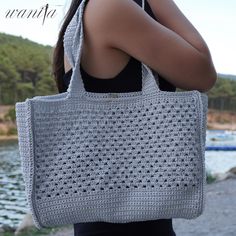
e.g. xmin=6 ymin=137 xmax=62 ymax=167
xmin=15 ymin=0 xmax=208 ymax=229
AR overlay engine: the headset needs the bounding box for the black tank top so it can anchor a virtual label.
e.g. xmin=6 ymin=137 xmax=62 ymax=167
xmin=63 ymin=0 xmax=176 ymax=235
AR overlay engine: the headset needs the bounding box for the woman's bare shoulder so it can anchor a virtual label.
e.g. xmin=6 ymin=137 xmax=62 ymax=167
xmin=83 ymin=0 xmax=145 ymax=36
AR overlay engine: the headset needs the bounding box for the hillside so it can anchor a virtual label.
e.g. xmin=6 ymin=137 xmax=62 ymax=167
xmin=218 ymin=73 xmax=236 ymax=81
xmin=0 ymin=32 xmax=57 ymax=105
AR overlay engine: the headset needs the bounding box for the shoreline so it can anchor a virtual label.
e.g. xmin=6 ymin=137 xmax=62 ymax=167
xmin=0 ymin=135 xmax=18 ymax=141
xmin=207 ymin=123 xmax=236 ymax=131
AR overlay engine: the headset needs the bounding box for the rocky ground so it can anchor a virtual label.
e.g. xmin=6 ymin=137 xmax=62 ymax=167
xmin=207 ymin=109 xmax=236 ymax=131
xmin=173 ymin=178 xmax=236 ymax=236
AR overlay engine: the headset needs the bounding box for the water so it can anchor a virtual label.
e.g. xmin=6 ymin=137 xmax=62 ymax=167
xmin=0 ymin=140 xmax=28 ymax=228
xmin=0 ymin=130 xmax=236 ymax=228
xmin=205 ymin=130 xmax=236 ymax=174
xmin=206 ymin=151 xmax=236 ymax=174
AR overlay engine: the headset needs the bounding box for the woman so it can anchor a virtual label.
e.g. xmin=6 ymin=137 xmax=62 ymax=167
xmin=52 ymin=0 xmax=217 ymax=235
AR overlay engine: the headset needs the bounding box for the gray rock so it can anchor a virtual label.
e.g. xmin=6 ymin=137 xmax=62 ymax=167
xmin=0 ymin=224 xmax=16 ymax=236
xmin=228 ymin=167 xmax=236 ymax=175
xmin=213 ymin=168 xmax=236 ymax=182
xmin=14 ymin=212 xmax=35 ymax=236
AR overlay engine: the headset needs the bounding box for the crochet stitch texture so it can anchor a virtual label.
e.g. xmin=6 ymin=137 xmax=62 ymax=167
xmin=15 ymin=0 xmax=208 ymax=229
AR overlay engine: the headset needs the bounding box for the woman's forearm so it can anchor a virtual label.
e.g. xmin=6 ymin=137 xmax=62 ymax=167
xmin=147 ymin=0 xmax=217 ymax=91
xmin=147 ymin=0 xmax=212 ymax=59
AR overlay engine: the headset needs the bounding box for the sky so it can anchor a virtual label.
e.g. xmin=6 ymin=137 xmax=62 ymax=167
xmin=0 ymin=0 xmax=235 ymax=75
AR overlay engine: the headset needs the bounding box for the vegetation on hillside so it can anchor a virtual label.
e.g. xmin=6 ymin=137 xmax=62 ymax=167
xmin=0 ymin=32 xmax=57 ymax=105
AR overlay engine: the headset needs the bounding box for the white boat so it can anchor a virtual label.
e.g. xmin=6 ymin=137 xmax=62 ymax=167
xmin=210 ymin=134 xmax=235 ymax=142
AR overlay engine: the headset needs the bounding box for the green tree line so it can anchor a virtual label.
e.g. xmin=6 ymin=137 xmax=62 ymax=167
xmin=0 ymin=32 xmax=57 ymax=104
xmin=0 ymin=32 xmax=236 ymax=112
xmin=207 ymin=77 xmax=236 ymax=111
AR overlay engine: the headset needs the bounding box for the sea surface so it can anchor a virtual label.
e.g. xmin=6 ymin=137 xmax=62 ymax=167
xmin=0 ymin=129 xmax=236 ymax=228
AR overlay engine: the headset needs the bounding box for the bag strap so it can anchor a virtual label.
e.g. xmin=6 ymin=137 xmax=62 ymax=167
xmin=142 ymin=0 xmax=145 ymax=10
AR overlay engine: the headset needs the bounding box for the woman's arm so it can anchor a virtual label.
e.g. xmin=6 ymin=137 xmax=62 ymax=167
xmin=147 ymin=0 xmax=213 ymax=66
xmin=85 ymin=0 xmax=217 ymax=92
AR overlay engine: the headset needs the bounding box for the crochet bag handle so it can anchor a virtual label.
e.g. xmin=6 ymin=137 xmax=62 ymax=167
xmin=64 ymin=0 xmax=161 ymax=99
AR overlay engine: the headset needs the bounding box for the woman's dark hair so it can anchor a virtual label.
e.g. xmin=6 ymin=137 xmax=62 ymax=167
xmin=52 ymin=0 xmax=82 ymax=93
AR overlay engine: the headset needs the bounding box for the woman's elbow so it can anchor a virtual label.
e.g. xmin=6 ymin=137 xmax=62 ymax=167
xmin=178 ymin=59 xmax=217 ymax=93
xmin=198 ymin=64 xmax=217 ymax=93
xmin=191 ymin=45 xmax=217 ymax=93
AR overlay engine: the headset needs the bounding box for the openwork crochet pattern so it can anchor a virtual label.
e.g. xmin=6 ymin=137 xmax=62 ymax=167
xmin=15 ymin=0 xmax=208 ymax=229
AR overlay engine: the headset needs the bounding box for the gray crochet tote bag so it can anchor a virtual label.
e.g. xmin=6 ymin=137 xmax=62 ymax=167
xmin=15 ymin=0 xmax=208 ymax=229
